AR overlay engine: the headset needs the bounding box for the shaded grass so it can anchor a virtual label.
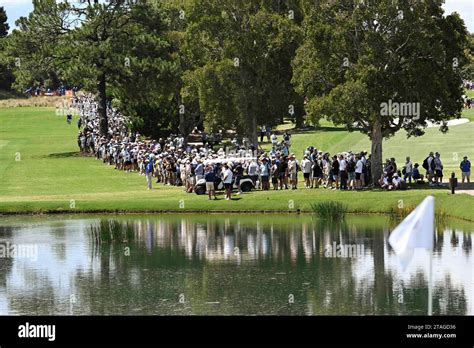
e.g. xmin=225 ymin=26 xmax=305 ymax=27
xmin=0 ymin=90 xmax=22 ymax=100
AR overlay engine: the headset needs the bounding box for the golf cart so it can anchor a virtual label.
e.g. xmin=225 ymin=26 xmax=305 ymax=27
xmin=194 ymin=175 xmax=254 ymax=195
xmin=194 ymin=158 xmax=256 ymax=195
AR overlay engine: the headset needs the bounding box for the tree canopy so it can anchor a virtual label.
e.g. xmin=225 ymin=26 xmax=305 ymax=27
xmin=0 ymin=6 xmax=13 ymax=91
xmin=2 ymin=0 xmax=471 ymax=183
xmin=181 ymin=0 xmax=303 ymax=145
xmin=5 ymin=0 xmax=178 ymax=135
xmin=292 ymin=0 xmax=469 ymax=182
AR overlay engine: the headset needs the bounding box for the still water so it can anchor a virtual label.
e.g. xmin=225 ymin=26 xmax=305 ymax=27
xmin=0 ymin=215 xmax=472 ymax=315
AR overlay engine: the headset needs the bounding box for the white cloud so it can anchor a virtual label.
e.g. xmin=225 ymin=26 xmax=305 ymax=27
xmin=443 ymin=0 xmax=474 ymax=33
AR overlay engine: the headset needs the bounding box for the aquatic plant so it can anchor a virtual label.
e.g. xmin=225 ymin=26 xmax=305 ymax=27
xmin=310 ymin=201 xmax=347 ymax=220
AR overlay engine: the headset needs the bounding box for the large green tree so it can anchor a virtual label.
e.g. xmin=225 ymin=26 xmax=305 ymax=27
xmin=293 ymin=0 xmax=469 ymax=183
xmin=462 ymin=33 xmax=474 ymax=81
xmin=0 ymin=6 xmax=13 ymax=91
xmin=0 ymin=6 xmax=8 ymax=37
xmin=5 ymin=1 xmax=68 ymax=92
xmin=182 ymin=0 xmax=302 ymax=145
xmin=6 ymin=0 xmax=177 ymax=136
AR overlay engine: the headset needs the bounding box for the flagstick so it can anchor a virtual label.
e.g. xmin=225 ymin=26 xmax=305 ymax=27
xmin=428 ymin=249 xmax=433 ymax=316
xmin=428 ymin=198 xmax=434 ymax=316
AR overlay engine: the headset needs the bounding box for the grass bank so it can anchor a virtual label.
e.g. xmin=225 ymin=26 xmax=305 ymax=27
xmin=0 ymin=107 xmax=473 ymax=220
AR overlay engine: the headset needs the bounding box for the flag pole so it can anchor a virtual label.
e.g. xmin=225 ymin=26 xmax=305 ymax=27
xmin=388 ymin=195 xmax=435 ymax=315
xmin=428 ymin=248 xmax=433 ymax=316
xmin=428 ymin=196 xmax=435 ymax=316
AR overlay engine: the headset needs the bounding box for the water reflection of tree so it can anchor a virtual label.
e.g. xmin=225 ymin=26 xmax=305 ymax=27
xmin=0 ymin=226 xmax=14 ymax=289
xmin=71 ymin=217 xmax=472 ymax=315
xmin=462 ymin=232 xmax=472 ymax=254
xmin=0 ymin=218 xmax=470 ymax=315
xmin=49 ymin=223 xmax=68 ymax=262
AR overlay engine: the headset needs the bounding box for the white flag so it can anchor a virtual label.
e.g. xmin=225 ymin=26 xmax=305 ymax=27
xmin=388 ymin=196 xmax=434 ymax=268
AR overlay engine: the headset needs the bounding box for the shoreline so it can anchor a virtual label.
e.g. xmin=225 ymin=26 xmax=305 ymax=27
xmin=1 ymin=207 xmax=473 ymax=223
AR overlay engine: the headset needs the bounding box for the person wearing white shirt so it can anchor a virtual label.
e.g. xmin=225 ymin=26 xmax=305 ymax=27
xmin=392 ymin=174 xmax=403 ymax=190
xmin=338 ymin=155 xmax=348 ymax=190
xmin=403 ymin=156 xmax=413 ymax=183
xmin=247 ymin=160 xmax=259 ymax=188
xmin=271 ymin=133 xmax=278 ymax=146
xmin=355 ymin=156 xmax=364 ymax=190
xmin=434 ymin=152 xmax=443 ymax=186
xmin=288 ymin=155 xmax=298 ymax=189
xmin=222 ymin=164 xmax=233 ymax=200
xmin=301 ymin=156 xmax=312 ymax=188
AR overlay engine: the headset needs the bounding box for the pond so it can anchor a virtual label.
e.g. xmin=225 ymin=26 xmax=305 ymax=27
xmin=0 ymin=214 xmax=472 ymax=315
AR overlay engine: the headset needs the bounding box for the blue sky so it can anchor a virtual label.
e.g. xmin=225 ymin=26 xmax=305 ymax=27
xmin=1 ymin=0 xmax=473 ymax=33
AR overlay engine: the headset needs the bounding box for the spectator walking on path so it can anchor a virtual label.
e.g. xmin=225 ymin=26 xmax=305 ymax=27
xmin=145 ymin=155 xmax=154 ymax=190
xmin=460 ymin=156 xmax=471 ymax=183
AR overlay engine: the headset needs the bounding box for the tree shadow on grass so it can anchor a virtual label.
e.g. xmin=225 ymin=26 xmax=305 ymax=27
xmin=274 ymin=125 xmax=346 ymax=136
xmin=368 ymin=184 xmax=450 ymax=193
xmin=457 ymin=182 xmax=474 ymax=191
xmin=46 ymin=151 xmax=82 ymax=159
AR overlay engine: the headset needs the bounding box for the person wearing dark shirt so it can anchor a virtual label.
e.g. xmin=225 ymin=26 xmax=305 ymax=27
xmin=204 ymin=165 xmax=217 ymax=200
xmin=145 ymin=157 xmax=154 ymax=190
xmin=460 ymin=156 xmax=471 ymax=183
xmin=234 ymin=162 xmax=244 ymax=194
xmin=271 ymin=159 xmax=280 ymax=190
xmin=312 ymin=158 xmax=323 ymax=189
xmin=279 ymin=157 xmax=288 ymax=189
xmin=412 ymin=163 xmax=424 ymax=182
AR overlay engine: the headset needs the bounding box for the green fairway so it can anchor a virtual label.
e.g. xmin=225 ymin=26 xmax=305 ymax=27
xmin=0 ymin=106 xmax=473 ymax=220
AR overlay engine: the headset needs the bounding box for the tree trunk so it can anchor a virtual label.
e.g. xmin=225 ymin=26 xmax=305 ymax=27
xmin=251 ymin=116 xmax=258 ymax=148
xmin=179 ymin=111 xmax=186 ymax=136
xmin=371 ymin=119 xmax=383 ymax=186
xmin=97 ymin=73 xmax=108 ymax=136
xmin=295 ymin=99 xmax=305 ymax=128
xmin=249 ymin=103 xmax=258 ymax=148
xmin=295 ymin=114 xmax=304 ymax=129
xmin=179 ymin=112 xmax=187 ymax=147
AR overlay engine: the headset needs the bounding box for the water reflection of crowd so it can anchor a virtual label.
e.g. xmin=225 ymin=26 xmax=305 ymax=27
xmin=130 ymin=219 xmax=371 ymax=262
xmin=105 ymin=219 xmax=473 ymax=265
